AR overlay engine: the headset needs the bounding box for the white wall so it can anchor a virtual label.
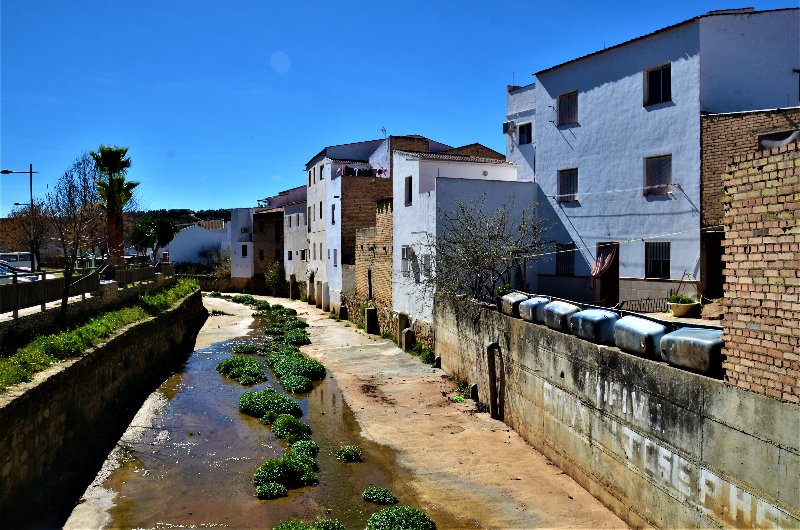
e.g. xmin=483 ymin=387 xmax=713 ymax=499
xmin=306 ymin=162 xmax=327 ymax=287
xmin=325 ymin=161 xmax=344 ymax=310
xmin=700 ymin=10 xmax=800 ymax=113
xmin=283 ymin=202 xmax=307 ymax=282
xmin=229 ymin=208 xmax=254 ymax=279
xmin=163 ymin=225 xmax=226 ymax=264
xmin=506 ymin=83 xmax=536 ymax=183
xmin=534 ymin=21 xmax=702 ymax=282
xmin=392 ymin=152 xmax=526 ymax=324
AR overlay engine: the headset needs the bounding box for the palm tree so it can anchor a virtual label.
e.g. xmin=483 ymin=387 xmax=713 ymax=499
xmin=90 ymin=145 xmax=139 ymax=264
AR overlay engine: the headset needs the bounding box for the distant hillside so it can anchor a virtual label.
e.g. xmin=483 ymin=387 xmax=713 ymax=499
xmin=131 ymin=208 xmax=232 ymax=225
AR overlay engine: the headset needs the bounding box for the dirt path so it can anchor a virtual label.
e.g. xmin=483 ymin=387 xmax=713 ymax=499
xmin=262 ymin=296 xmax=626 ymax=530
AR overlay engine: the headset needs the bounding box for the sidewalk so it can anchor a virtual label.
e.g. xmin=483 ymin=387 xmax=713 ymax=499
xmin=0 ymin=292 xmax=99 ymax=323
xmin=261 ymin=295 xmax=627 ymax=529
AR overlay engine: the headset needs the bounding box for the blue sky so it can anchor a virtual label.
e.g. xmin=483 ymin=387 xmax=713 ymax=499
xmin=0 ymin=1 xmax=793 ymax=215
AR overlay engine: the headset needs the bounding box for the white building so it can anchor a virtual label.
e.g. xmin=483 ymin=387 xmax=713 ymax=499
xmin=304 ymin=135 xmax=453 ymax=312
xmin=392 ymin=150 xmax=529 ymax=326
xmin=507 ymin=7 xmax=800 ymax=305
xmin=164 ymin=222 xmax=227 ymax=265
xmin=228 ymin=208 xmax=254 ymax=280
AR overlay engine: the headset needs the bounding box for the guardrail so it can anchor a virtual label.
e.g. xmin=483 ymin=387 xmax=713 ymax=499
xmin=0 ymin=264 xmax=169 ymax=319
xmin=0 ymin=272 xmax=100 ymax=318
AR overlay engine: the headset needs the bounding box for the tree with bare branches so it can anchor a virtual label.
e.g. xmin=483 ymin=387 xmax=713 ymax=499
xmin=44 ymin=153 xmax=104 ymax=317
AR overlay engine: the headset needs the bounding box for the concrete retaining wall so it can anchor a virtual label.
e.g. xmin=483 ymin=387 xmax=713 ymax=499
xmin=0 ymin=289 xmax=208 ymax=526
xmin=435 ymin=299 xmax=799 ymax=528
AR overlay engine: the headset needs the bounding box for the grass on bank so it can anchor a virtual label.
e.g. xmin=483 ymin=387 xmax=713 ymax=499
xmin=0 ymin=278 xmax=199 ymax=392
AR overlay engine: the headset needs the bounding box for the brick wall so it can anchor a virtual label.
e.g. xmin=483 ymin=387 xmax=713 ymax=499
xmin=354 ymin=199 xmax=393 ymax=307
xmin=701 ymin=108 xmax=800 ymax=228
xmin=340 ymin=176 xmax=393 ymax=265
xmin=721 ymin=142 xmax=799 ymax=403
xmin=443 ymin=143 xmax=505 ymax=160
xmin=252 ymin=211 xmax=283 ymax=276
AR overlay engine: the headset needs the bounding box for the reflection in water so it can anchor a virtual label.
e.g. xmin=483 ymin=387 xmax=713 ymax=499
xmin=102 ymin=334 xmax=462 ymax=529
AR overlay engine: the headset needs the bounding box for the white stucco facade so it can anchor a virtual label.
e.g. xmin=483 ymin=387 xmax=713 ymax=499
xmin=392 ymin=151 xmax=527 ymax=324
xmin=164 ymin=224 xmax=227 ymax=264
xmin=228 ymin=208 xmax=254 ymax=279
xmin=283 ymin=202 xmax=308 ymax=283
xmin=510 ymin=8 xmax=799 ymax=303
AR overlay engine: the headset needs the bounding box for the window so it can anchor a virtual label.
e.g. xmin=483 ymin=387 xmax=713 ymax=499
xmin=307 ymin=207 xmax=311 ymax=232
xmin=331 ymin=204 xmax=336 ymax=225
xmin=333 ymin=249 xmax=338 ymax=267
xmin=645 ymin=242 xmax=670 ymax=279
xmin=241 ymin=245 xmax=248 ymax=258
xmin=319 ymin=243 xmax=322 ymax=260
xmin=308 ymin=170 xmax=311 ymax=187
xmin=558 ymin=91 xmax=578 ymax=125
xmin=259 ymin=249 xmax=264 ymax=261
xmin=644 ymin=64 xmax=671 ymax=106
xmin=404 ymin=176 xmax=413 ymax=206
xmin=401 ymin=245 xmax=412 ymax=273
xmin=287 ymin=250 xmax=292 ymax=261
xmin=555 ymin=243 xmax=576 ymax=276
xmin=319 ymin=201 xmax=322 ymax=223
xmin=518 ymin=123 xmax=532 ymax=145
xmin=319 ymin=164 xmax=324 ymax=180
xmin=557 ymin=168 xmax=578 ymax=202
xmin=644 ymin=155 xmax=672 ymax=195
xmin=313 ymin=244 xmax=316 ymax=260
xmin=287 ymin=216 xmax=292 ymax=228
xmin=312 ymin=166 xmax=316 ymax=183
xmin=300 ymin=249 xmax=306 ymax=261
xmin=328 ymin=248 xmax=330 ymax=259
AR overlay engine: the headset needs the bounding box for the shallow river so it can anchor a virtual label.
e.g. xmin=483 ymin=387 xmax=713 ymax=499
xmin=87 ymin=326 xmax=460 ymax=529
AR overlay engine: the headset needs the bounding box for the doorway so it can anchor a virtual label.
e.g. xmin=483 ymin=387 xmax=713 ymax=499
xmin=597 ymin=242 xmax=619 ymax=306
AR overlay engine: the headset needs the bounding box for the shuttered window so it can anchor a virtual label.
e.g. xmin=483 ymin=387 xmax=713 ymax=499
xmin=556 ymin=243 xmax=576 ymax=276
xmin=644 ymin=155 xmax=672 ymax=195
xmin=558 ymin=91 xmax=578 ymax=125
xmin=557 ymin=169 xmax=578 ymax=203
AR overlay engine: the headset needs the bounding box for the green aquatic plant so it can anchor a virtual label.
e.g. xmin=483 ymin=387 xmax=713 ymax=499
xmin=216 ymin=355 xmax=266 ymax=386
xmin=282 ymin=328 xmax=311 ymax=346
xmin=289 ymin=440 xmax=319 ymax=457
xmin=272 ymin=519 xmax=344 ymax=530
xmin=238 ymin=388 xmax=302 ymax=418
xmin=335 ymin=444 xmax=363 ymax=462
xmin=362 ymin=486 xmax=398 ymax=505
xmin=365 ymin=506 xmax=437 ymax=530
xmin=256 ymin=481 xmax=287 ymax=499
xmin=232 ymin=343 xmax=261 ymax=354
xmin=231 ymin=294 xmax=256 ymax=305
xmin=272 ymin=414 xmax=312 ymax=443
xmin=280 ymin=374 xmax=313 ymax=393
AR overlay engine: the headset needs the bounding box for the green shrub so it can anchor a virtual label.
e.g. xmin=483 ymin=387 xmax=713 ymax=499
xmin=232 ymin=343 xmax=261 ymax=354
xmin=254 ymin=452 xmax=317 ymax=491
xmin=362 ymin=486 xmax=398 ymax=505
xmin=272 ymin=414 xmax=312 ymax=443
xmin=366 ymin=506 xmax=436 ymax=530
xmin=283 ymin=329 xmax=311 ymax=346
xmin=261 ymin=411 xmax=278 ymax=425
xmin=216 ymin=355 xmax=266 ymax=385
xmin=139 ymin=278 xmax=199 ymax=313
xmin=238 ymin=388 xmax=302 ymax=418
xmin=272 ymin=355 xmax=325 ymax=382
xmin=284 ymin=319 xmax=308 ymax=329
xmin=253 ymin=300 xmax=271 ymax=311
xmin=668 ymin=293 xmax=696 ymax=304
xmin=256 ymin=481 xmax=287 ymax=499
xmin=208 ymin=291 xmax=222 ymax=297
xmin=411 ymin=343 xmax=435 ymax=365
xmin=335 ymin=444 xmax=363 ymax=462
xmin=280 ymin=374 xmax=313 ymax=393
xmin=271 ymin=305 xmax=297 ymax=317
xmin=289 ymin=440 xmax=319 ymax=457
xmin=231 ymin=294 xmax=257 ymax=305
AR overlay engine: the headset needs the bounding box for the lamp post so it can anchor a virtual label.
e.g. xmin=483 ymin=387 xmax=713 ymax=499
xmin=1 ymin=164 xmax=38 ymax=271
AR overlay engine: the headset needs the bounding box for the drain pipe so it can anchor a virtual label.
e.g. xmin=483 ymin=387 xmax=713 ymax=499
xmin=487 ymin=341 xmax=501 ymax=420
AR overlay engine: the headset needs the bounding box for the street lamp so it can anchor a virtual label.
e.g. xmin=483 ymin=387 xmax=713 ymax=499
xmin=1 ymin=164 xmax=38 ymax=271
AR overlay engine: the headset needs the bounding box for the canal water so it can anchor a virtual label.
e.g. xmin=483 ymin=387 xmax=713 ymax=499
xmin=93 ymin=325 xmax=461 ymax=528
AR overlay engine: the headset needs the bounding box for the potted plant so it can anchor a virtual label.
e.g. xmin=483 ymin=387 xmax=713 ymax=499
xmin=668 ymin=293 xmax=700 ymax=317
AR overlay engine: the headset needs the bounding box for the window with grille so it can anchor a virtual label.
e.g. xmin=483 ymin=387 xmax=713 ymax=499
xmin=644 ymin=64 xmax=671 ymax=106
xmin=645 ymin=242 xmax=670 ymax=279
xmin=557 ymin=169 xmax=578 ymax=203
xmin=644 ymin=155 xmax=672 ymax=195
xmin=558 ymin=91 xmax=578 ymax=125
xmin=518 ymin=123 xmax=532 ymax=145
xmin=556 ymin=243 xmax=576 ymax=275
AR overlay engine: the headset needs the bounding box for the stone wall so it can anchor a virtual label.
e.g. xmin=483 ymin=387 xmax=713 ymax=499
xmin=435 ymin=299 xmax=799 ymax=529
xmin=0 ymin=290 xmax=207 ymax=526
xmin=354 ymin=198 xmax=393 ymax=307
xmin=721 ymin=141 xmax=800 ymax=403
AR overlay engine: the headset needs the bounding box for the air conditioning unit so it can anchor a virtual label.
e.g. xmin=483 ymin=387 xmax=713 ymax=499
xmin=503 ymin=121 xmax=516 ymax=135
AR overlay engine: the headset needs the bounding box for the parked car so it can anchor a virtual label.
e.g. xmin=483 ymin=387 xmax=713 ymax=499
xmin=0 ymin=252 xmax=32 ymax=270
xmin=0 ymin=260 xmax=38 ymax=284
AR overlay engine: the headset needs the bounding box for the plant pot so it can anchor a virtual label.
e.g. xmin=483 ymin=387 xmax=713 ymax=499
xmin=669 ymin=302 xmax=700 ymax=318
